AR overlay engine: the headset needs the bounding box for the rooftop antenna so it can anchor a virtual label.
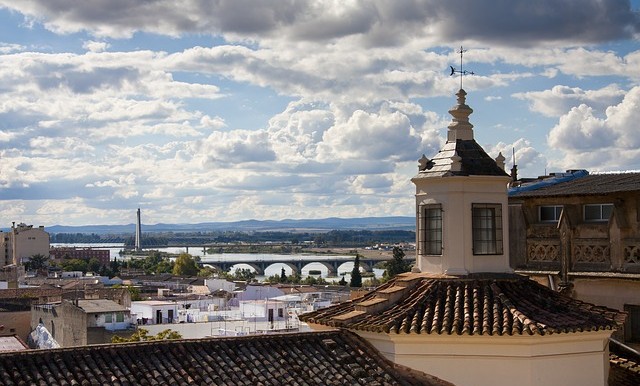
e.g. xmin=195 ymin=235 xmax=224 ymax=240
xmin=449 ymin=46 xmax=475 ymax=89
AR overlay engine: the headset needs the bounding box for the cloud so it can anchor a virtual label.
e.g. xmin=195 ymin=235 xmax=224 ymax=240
xmin=194 ymin=129 xmax=276 ymax=166
xmin=514 ymin=84 xmax=626 ymax=117
xmin=547 ymin=87 xmax=640 ymax=171
xmin=318 ymin=109 xmax=421 ymax=162
xmin=488 ymin=139 xmax=547 ymax=177
xmin=1 ymin=0 xmax=637 ymax=46
xmin=548 ymin=104 xmax=614 ymax=150
xmin=1 ymin=2 xmax=640 ymax=226
xmin=438 ymin=0 xmax=640 ymax=46
xmin=82 ymin=40 xmax=109 ymax=52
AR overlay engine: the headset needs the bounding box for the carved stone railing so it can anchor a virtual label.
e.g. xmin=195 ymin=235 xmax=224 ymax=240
xmin=572 ymin=239 xmax=610 ymax=265
xmin=623 ymin=240 xmax=640 ymax=266
xmin=526 ymin=239 xmax=560 ymax=263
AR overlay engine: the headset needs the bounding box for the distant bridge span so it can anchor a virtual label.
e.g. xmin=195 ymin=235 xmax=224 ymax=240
xmin=197 ymin=255 xmax=415 ymax=276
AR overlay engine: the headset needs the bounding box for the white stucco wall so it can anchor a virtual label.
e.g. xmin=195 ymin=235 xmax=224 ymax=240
xmin=414 ymin=175 xmax=512 ymax=275
xmin=130 ymin=301 xmax=179 ymax=324
xmin=355 ymin=330 xmax=611 ymax=386
xmin=204 ymin=278 xmax=236 ymax=293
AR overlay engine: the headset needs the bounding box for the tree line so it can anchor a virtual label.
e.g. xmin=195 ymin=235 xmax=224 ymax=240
xmin=50 ymin=229 xmax=415 ymax=247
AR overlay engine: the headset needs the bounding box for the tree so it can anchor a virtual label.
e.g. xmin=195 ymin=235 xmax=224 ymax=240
xmin=302 ymin=275 xmax=327 ymax=285
xmin=229 ymin=268 xmax=256 ymax=282
xmin=338 ymin=276 xmax=347 ymax=286
xmin=350 ymin=254 xmax=363 ymax=287
xmin=25 ymin=254 xmax=49 ymax=271
xmin=61 ymin=258 xmax=88 ymax=272
xmin=172 ymin=253 xmax=199 ymax=276
xmin=111 ymin=328 xmax=181 ymax=343
xmin=87 ymin=258 xmax=102 ymax=273
xmin=197 ymin=266 xmax=218 ymax=278
xmin=383 ymin=246 xmax=411 ymax=280
xmin=280 ymin=267 xmax=287 ymax=283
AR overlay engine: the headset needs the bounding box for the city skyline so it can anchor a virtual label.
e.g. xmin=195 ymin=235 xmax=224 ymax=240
xmin=1 ymin=1 xmax=640 ymax=226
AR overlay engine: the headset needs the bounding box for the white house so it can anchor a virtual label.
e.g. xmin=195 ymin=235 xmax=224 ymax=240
xmin=130 ymin=300 xmax=179 ymax=325
xmin=233 ymin=284 xmax=285 ymax=303
xmin=239 ymin=299 xmax=287 ymax=324
xmin=80 ymin=299 xmax=133 ymax=332
xmin=204 ymin=278 xmax=236 ymax=293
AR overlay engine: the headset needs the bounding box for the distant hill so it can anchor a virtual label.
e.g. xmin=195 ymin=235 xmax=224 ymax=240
xmin=39 ymin=216 xmax=415 ymax=234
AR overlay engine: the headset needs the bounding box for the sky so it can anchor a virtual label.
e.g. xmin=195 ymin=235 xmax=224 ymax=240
xmin=1 ymin=1 xmax=640 ymax=227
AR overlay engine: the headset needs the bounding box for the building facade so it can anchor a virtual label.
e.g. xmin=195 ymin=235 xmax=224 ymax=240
xmin=0 ymin=223 xmax=50 ymax=267
xmin=50 ymin=247 xmax=110 ymax=267
xmin=31 ymin=299 xmax=134 ymax=347
xmin=509 ymin=171 xmax=640 ymax=343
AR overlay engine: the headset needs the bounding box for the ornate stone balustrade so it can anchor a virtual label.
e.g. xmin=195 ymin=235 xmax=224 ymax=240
xmin=526 ymin=239 xmax=560 ymax=263
xmin=573 ymin=239 xmax=610 ymax=265
xmin=623 ymin=240 xmax=640 ymax=266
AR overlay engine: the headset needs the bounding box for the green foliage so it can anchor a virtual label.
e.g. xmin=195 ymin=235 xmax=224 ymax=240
xmin=61 ymin=258 xmax=88 ymax=272
xmin=288 ymin=272 xmax=302 ymax=284
xmin=172 ymin=253 xmax=199 ymax=276
xmin=228 ymin=268 xmax=256 ymax=282
xmin=264 ymin=274 xmax=281 ymax=284
xmin=383 ymin=246 xmax=411 ymax=280
xmin=302 ymin=275 xmax=327 ymax=285
xmin=87 ymin=258 xmax=102 ymax=273
xmin=49 ymin=229 xmax=415 ymax=247
xmin=126 ymin=285 xmax=142 ymax=301
xmin=111 ymin=328 xmax=182 ymax=343
xmin=197 ymin=266 xmax=219 ymax=278
xmin=25 ymin=254 xmax=49 ymax=271
xmin=338 ymin=276 xmax=347 ymax=286
xmin=350 ymin=254 xmax=363 ymax=287
xmin=126 ymin=258 xmax=145 ymax=270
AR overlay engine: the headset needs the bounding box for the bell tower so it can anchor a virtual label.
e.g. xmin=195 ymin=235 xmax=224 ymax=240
xmin=411 ymin=89 xmax=512 ymax=275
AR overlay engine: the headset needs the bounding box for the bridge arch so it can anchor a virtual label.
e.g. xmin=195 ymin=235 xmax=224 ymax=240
xmin=300 ymin=262 xmax=336 ymax=276
xmin=227 ymin=263 xmax=263 ymax=276
xmin=263 ymin=262 xmax=299 ymax=277
xmin=337 ymin=261 xmax=373 ymax=274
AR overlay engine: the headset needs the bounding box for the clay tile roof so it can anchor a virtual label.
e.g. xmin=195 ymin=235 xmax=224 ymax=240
xmin=415 ymin=140 xmax=509 ymax=178
xmin=609 ymin=354 xmax=640 ymax=385
xmin=300 ymin=274 xmax=625 ymax=336
xmin=0 ymin=330 xmax=452 ymax=386
xmin=511 ymin=173 xmax=640 ymax=198
xmin=0 ymin=288 xmax=63 ymax=300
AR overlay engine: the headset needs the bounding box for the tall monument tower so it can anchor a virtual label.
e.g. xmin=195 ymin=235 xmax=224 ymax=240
xmin=135 ymin=208 xmax=142 ymax=252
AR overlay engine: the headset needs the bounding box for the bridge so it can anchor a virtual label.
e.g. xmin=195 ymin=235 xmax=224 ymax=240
xmin=197 ymin=255 xmax=416 ymax=276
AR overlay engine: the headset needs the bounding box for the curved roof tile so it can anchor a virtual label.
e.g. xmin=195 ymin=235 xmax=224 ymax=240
xmin=301 ymin=274 xmax=625 ymax=336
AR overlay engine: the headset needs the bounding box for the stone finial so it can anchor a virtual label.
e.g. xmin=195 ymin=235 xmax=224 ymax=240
xmin=447 ymin=89 xmax=474 ymax=142
xmin=450 ymin=151 xmax=462 ymax=172
xmin=418 ymin=154 xmax=430 ymax=171
xmin=495 ymin=152 xmax=505 ymax=170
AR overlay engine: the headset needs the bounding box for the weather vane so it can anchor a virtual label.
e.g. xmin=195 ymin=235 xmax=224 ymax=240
xmin=449 ymin=46 xmax=474 ymax=89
